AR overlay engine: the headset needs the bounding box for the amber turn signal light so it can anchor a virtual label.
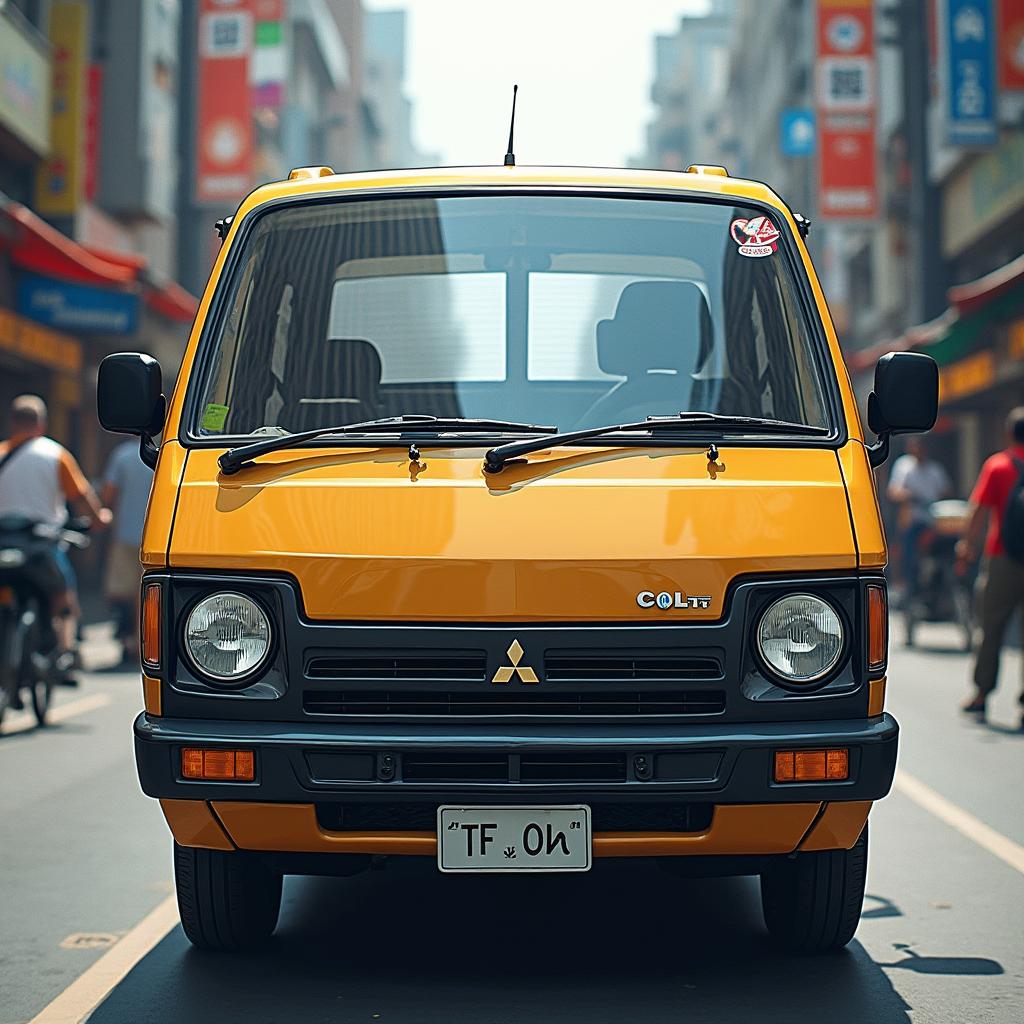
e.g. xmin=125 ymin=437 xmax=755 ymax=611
xmin=141 ymin=583 xmax=161 ymax=670
xmin=181 ymin=748 xmax=255 ymax=781
xmin=867 ymin=584 xmax=887 ymax=672
xmin=774 ymin=748 xmax=849 ymax=782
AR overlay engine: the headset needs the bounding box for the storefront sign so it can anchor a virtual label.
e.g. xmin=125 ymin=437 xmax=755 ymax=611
xmin=34 ymin=1 xmax=88 ymax=217
xmin=941 ymin=0 xmax=998 ymax=146
xmin=939 ymin=349 xmax=996 ymax=403
xmin=0 ymin=307 xmax=82 ymax=373
xmin=17 ymin=273 xmax=139 ymax=335
xmin=196 ymin=0 xmax=254 ymax=204
xmin=0 ymin=8 xmax=51 ymax=155
xmin=780 ymin=108 xmax=816 ymax=157
xmin=942 ymin=130 xmax=1024 ymax=255
xmin=999 ymin=0 xmax=1024 ymax=92
xmin=815 ymin=1 xmax=878 ymax=219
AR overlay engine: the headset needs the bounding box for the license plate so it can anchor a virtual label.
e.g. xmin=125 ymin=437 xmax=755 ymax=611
xmin=437 ymin=805 xmax=592 ymax=873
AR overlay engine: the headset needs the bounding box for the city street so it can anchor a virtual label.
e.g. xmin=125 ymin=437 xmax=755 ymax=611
xmin=0 ymin=621 xmax=1021 ymax=1024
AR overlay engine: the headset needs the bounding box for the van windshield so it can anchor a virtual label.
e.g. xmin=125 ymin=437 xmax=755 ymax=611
xmin=194 ymin=195 xmax=832 ymax=438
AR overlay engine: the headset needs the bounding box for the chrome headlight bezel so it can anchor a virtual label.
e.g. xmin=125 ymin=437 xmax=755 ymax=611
xmin=755 ymin=592 xmax=846 ymax=687
xmin=182 ymin=591 xmax=273 ymax=685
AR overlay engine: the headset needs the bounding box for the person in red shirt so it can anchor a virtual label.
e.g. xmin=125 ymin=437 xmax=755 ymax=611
xmin=956 ymin=407 xmax=1024 ymax=721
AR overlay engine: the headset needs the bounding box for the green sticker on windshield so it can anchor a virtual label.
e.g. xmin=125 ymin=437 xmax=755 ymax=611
xmin=201 ymin=403 xmax=229 ymax=432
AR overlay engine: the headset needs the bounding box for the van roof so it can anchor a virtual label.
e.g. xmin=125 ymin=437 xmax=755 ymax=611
xmin=238 ymin=164 xmax=790 ymax=217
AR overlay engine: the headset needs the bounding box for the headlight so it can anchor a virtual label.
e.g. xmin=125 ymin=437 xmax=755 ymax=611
xmin=184 ymin=592 xmax=271 ymax=682
xmin=0 ymin=549 xmax=26 ymax=568
xmin=757 ymin=594 xmax=844 ymax=684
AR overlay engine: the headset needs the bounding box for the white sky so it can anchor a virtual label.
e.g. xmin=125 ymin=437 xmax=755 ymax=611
xmin=364 ymin=0 xmax=710 ymax=167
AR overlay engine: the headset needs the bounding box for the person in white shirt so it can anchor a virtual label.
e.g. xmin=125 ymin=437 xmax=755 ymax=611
xmin=887 ymin=436 xmax=952 ymax=600
xmin=0 ymin=395 xmax=111 ymax=661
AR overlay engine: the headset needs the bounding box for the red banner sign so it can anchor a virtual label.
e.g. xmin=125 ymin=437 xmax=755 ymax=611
xmin=196 ymin=0 xmax=254 ymax=205
xmin=999 ymin=0 xmax=1024 ymax=92
xmin=815 ymin=1 xmax=878 ymax=220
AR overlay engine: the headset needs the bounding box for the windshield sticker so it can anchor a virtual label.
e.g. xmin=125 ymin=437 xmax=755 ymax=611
xmin=201 ymin=403 xmax=229 ymax=432
xmin=730 ymin=216 xmax=780 ymax=258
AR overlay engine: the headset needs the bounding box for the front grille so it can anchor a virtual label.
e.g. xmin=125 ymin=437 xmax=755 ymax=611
xmin=302 ymin=689 xmax=726 ymax=718
xmin=316 ymin=801 xmax=714 ymax=833
xmin=400 ymin=751 xmax=625 ymax=783
xmin=402 ymin=753 xmax=508 ymax=782
xmin=306 ymin=651 xmax=487 ymax=683
xmin=545 ymin=650 xmax=722 ymax=683
xmin=519 ymin=753 xmax=626 ymax=782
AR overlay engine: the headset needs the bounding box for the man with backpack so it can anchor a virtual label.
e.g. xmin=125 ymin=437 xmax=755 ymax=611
xmin=956 ymin=406 xmax=1024 ymax=724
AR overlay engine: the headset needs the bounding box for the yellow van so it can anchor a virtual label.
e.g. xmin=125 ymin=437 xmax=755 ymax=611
xmin=98 ymin=165 xmax=938 ymax=953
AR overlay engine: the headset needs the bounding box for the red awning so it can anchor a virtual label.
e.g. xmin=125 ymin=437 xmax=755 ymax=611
xmin=144 ymin=278 xmax=199 ymax=323
xmin=845 ymin=251 xmax=1024 ymax=374
xmin=0 ymin=200 xmax=138 ymax=287
xmin=949 ymin=251 xmax=1024 ymax=315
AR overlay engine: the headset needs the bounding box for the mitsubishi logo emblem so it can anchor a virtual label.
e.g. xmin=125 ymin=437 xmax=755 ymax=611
xmin=492 ymin=639 xmax=539 ymax=684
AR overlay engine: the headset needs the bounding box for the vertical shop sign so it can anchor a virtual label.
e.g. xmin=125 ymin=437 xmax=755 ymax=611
xmin=84 ymin=65 xmax=102 ymax=202
xmin=196 ymin=0 xmax=254 ymax=204
xmin=997 ymin=0 xmax=1024 ymax=93
xmin=34 ymin=1 xmax=88 ymax=217
xmin=252 ymin=0 xmax=287 ymax=109
xmin=941 ymin=0 xmax=998 ymax=145
xmin=815 ymin=0 xmax=878 ymax=219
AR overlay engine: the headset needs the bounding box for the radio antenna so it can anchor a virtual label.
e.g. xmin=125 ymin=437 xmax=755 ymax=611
xmin=503 ymin=84 xmax=518 ymax=166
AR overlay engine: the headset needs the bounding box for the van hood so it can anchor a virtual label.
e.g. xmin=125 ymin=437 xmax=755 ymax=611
xmin=169 ymin=445 xmax=856 ymax=621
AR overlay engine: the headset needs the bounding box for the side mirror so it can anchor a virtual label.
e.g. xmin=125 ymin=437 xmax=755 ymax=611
xmin=97 ymin=353 xmax=165 ymax=467
xmin=866 ymin=351 xmax=938 ymax=467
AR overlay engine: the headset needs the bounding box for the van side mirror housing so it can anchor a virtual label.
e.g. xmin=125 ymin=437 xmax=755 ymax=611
xmin=865 ymin=351 xmax=938 ymax=467
xmin=97 ymin=352 xmax=166 ymax=468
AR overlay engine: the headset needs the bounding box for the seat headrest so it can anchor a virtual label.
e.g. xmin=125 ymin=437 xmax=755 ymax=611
xmin=305 ymin=338 xmax=382 ymax=398
xmin=597 ymin=281 xmax=711 ymax=378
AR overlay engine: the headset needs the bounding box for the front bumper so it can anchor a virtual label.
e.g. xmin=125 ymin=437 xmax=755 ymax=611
xmin=135 ymin=712 xmax=898 ymax=807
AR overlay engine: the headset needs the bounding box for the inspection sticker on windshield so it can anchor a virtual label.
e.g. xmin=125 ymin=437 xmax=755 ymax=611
xmin=730 ymin=216 xmax=780 ymax=258
xmin=438 ymin=805 xmax=591 ymax=873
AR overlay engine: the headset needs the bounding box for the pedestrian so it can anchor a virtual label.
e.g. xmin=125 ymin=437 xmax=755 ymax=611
xmin=886 ymin=436 xmax=952 ymax=617
xmin=0 ymin=395 xmax=111 ymax=675
xmin=100 ymin=439 xmax=154 ymax=667
xmin=956 ymin=407 xmax=1024 ymax=726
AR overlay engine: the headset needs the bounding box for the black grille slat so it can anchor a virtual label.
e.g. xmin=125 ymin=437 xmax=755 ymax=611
xmin=545 ymin=651 xmax=722 ymax=683
xmin=315 ymin=802 xmax=714 ymax=833
xmin=307 ymin=651 xmax=487 ymax=683
xmin=303 ymin=689 xmax=726 ymax=718
xmin=519 ymin=753 xmax=626 ymax=782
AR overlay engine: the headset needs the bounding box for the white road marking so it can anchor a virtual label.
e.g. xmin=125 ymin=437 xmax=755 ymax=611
xmin=894 ymin=769 xmax=1024 ymax=876
xmin=29 ymin=894 xmax=179 ymax=1024
xmin=1 ymin=693 xmax=112 ymax=736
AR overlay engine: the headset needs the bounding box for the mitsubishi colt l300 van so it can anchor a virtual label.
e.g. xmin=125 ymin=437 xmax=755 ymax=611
xmin=98 ymin=164 xmax=938 ymax=953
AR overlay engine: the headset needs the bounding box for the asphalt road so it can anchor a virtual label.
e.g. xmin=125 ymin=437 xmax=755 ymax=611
xmin=1 ymin=621 xmax=1022 ymax=1024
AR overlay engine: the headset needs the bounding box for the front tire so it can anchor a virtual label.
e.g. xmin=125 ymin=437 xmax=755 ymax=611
xmin=173 ymin=842 xmax=282 ymax=950
xmin=760 ymin=825 xmax=868 ymax=953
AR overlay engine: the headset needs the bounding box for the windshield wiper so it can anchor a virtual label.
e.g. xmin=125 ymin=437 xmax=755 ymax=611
xmin=483 ymin=413 xmax=829 ymax=474
xmin=219 ymin=415 xmax=557 ymax=475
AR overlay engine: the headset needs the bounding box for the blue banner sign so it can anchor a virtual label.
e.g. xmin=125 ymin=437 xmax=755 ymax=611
xmin=780 ymin=108 xmax=816 ymax=157
xmin=17 ymin=273 xmax=139 ymax=334
xmin=943 ymin=0 xmax=998 ymax=147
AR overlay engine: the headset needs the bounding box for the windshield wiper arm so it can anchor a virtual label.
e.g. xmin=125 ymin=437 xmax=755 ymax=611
xmin=219 ymin=415 xmax=557 ymax=475
xmin=483 ymin=413 xmax=829 ymax=474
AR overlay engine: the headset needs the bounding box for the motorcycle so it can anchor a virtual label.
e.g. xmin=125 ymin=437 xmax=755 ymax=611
xmin=0 ymin=515 xmax=90 ymax=729
xmin=904 ymin=499 xmax=977 ymax=651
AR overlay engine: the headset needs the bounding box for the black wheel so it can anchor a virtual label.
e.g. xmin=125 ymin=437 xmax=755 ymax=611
xmin=173 ymin=842 xmax=282 ymax=950
xmin=760 ymin=825 xmax=868 ymax=953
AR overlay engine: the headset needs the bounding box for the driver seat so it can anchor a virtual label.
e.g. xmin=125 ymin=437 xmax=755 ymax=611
xmin=579 ymin=281 xmax=710 ymax=426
